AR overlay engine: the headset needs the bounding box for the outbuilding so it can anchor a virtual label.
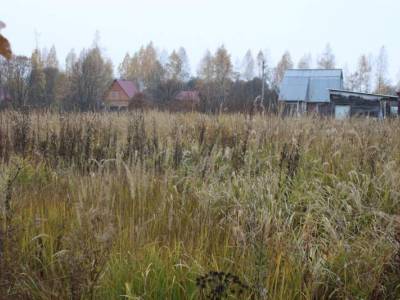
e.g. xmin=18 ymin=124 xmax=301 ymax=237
xmin=329 ymin=89 xmax=398 ymax=119
xmin=279 ymin=69 xmax=399 ymax=118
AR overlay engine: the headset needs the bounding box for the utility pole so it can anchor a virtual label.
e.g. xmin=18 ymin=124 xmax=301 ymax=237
xmin=261 ymin=60 xmax=265 ymax=108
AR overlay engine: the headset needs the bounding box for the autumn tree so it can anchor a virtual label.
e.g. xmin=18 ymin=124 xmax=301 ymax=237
xmin=5 ymin=56 xmax=31 ymax=107
xmin=68 ymin=46 xmax=113 ymax=110
xmin=317 ymin=44 xmax=335 ymax=69
xmin=297 ymin=53 xmax=312 ymax=69
xmin=0 ymin=21 xmax=11 ymax=60
xmin=44 ymin=45 xmax=59 ymax=69
xmin=197 ymin=50 xmax=214 ymax=82
xmin=118 ymin=42 xmax=164 ymax=90
xmin=256 ymin=50 xmax=273 ymax=86
xmin=41 ymin=45 xmax=60 ymax=106
xmin=357 ymin=54 xmax=372 ymax=93
xmin=345 ymin=71 xmax=361 ymax=92
xmin=196 ymin=50 xmax=214 ymax=110
xmin=158 ymin=49 xmax=169 ymax=67
xmin=273 ymin=51 xmax=293 ymax=87
xmin=65 ymin=49 xmax=77 ymax=75
xmin=151 ymin=50 xmax=184 ymax=103
xmin=241 ymin=50 xmax=255 ymax=81
xmin=166 ymin=50 xmax=184 ymax=81
xmin=213 ymin=45 xmax=233 ymax=107
xmin=374 ymin=46 xmax=390 ymax=94
xmin=28 ymin=48 xmax=46 ymax=107
xmin=196 ymin=47 xmax=233 ymax=110
xmin=177 ymin=47 xmax=190 ymax=81
xmin=138 ymin=42 xmax=164 ymax=88
xmin=118 ymin=53 xmax=131 ymax=79
xmin=213 ymin=46 xmax=232 ymax=83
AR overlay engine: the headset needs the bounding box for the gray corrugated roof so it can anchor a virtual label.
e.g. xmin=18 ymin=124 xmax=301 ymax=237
xmin=284 ymin=69 xmax=343 ymax=78
xmin=329 ymin=89 xmax=398 ymax=100
xmin=279 ymin=69 xmax=343 ymax=103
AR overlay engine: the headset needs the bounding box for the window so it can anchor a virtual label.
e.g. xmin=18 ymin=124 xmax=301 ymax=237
xmin=391 ymin=105 xmax=398 ymax=116
xmin=335 ymin=105 xmax=350 ymax=119
xmin=110 ymin=91 xmax=119 ymax=99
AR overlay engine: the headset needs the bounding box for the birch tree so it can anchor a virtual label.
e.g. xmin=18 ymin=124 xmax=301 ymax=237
xmin=317 ymin=44 xmax=335 ymax=69
xmin=197 ymin=50 xmax=214 ymax=82
xmin=357 ymin=54 xmax=372 ymax=93
xmin=118 ymin=43 xmax=164 ymax=89
xmin=213 ymin=45 xmax=232 ymax=106
xmin=297 ymin=53 xmax=312 ymax=69
xmin=177 ymin=47 xmax=190 ymax=81
xmin=69 ymin=47 xmax=113 ymax=110
xmin=118 ymin=53 xmax=131 ymax=79
xmin=374 ymin=46 xmax=390 ymax=94
xmin=241 ymin=50 xmax=255 ymax=81
xmin=273 ymin=51 xmax=293 ymax=87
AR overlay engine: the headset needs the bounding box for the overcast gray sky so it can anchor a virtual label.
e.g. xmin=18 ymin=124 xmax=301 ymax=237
xmin=2 ymin=0 xmax=400 ymax=82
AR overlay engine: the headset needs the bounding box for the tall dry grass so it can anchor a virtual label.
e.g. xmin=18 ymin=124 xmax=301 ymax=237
xmin=1 ymin=110 xmax=400 ymax=299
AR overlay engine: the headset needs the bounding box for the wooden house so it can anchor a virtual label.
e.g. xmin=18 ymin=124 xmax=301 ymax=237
xmin=103 ymin=80 xmax=139 ymax=111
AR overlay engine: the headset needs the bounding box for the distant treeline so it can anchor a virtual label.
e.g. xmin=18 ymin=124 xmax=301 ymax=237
xmin=0 ymin=39 xmax=398 ymax=112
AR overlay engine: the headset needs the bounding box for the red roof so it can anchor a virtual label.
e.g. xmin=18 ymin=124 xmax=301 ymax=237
xmin=175 ymin=91 xmax=200 ymax=102
xmin=116 ymin=80 xmax=139 ymax=98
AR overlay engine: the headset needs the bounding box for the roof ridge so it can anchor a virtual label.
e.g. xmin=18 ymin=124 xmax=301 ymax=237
xmin=287 ymin=68 xmax=343 ymax=71
xmin=329 ymin=88 xmax=398 ymax=99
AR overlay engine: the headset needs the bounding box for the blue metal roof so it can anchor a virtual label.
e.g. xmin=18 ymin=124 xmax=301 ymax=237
xmin=279 ymin=69 xmax=343 ymax=103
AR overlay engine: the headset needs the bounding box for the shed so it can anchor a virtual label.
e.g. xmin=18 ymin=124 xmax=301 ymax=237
xmin=329 ymin=89 xmax=398 ymax=119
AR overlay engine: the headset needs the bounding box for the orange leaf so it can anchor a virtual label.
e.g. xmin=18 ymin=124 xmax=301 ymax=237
xmin=0 ymin=34 xmax=12 ymax=60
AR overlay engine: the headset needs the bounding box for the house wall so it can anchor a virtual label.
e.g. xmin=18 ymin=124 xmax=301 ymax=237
xmin=331 ymin=96 xmax=382 ymax=118
xmin=350 ymin=101 xmax=381 ymax=117
xmin=306 ymin=103 xmax=333 ymax=116
xmin=104 ymin=82 xmax=130 ymax=108
xmin=282 ymin=101 xmax=306 ymax=116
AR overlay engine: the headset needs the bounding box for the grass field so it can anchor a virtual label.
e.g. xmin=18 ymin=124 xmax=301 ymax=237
xmin=1 ymin=110 xmax=400 ymax=299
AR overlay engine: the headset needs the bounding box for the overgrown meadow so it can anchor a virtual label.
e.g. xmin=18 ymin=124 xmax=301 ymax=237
xmin=1 ymin=111 xmax=400 ymax=299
